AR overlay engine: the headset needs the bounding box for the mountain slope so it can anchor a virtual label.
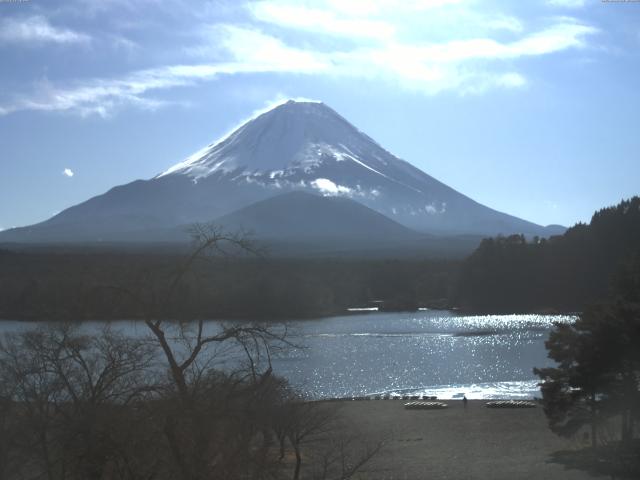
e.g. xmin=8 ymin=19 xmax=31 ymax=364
xmin=0 ymin=100 xmax=563 ymax=244
xmin=209 ymin=192 xmax=487 ymax=258
xmin=213 ymin=191 xmax=421 ymax=241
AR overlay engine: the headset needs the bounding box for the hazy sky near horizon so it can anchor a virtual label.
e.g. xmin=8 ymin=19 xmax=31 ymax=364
xmin=1 ymin=0 xmax=639 ymax=230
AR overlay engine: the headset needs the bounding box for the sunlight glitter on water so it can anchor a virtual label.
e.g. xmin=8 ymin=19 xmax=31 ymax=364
xmin=0 ymin=312 xmax=577 ymax=400
xmin=379 ymin=380 xmax=542 ymax=400
xmin=275 ymin=312 xmax=577 ymax=399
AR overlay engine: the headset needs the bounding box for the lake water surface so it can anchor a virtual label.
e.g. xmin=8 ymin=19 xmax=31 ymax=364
xmin=0 ymin=310 xmax=575 ymax=400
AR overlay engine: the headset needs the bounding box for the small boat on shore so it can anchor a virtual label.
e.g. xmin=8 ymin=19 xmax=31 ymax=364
xmin=404 ymin=401 xmax=448 ymax=410
xmin=485 ymin=400 xmax=536 ymax=409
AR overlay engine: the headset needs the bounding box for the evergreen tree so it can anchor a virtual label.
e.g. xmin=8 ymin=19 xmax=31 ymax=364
xmin=535 ymin=300 xmax=640 ymax=447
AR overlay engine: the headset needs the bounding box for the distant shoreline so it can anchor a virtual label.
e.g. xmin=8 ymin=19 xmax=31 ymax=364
xmin=0 ymin=308 xmax=581 ymax=322
xmin=0 ymin=306 xmax=582 ymax=322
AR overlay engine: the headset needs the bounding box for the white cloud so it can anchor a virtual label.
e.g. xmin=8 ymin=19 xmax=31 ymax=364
xmin=217 ymin=25 xmax=329 ymax=73
xmin=496 ymin=72 xmax=527 ymax=88
xmin=241 ymin=2 xmax=597 ymax=95
xmin=311 ymin=178 xmax=352 ymax=196
xmin=511 ymin=22 xmax=595 ymax=56
xmin=0 ymin=2 xmax=599 ymax=117
xmin=249 ymin=1 xmax=523 ymax=41
xmin=0 ymin=24 xmax=330 ymax=118
xmin=324 ymin=0 xmax=464 ymax=15
xmin=546 ymin=0 xmax=585 ymax=8
xmin=455 ymin=72 xmax=527 ymax=96
xmin=0 ymin=64 xmax=226 ymax=117
xmin=213 ymin=19 xmax=594 ymax=96
xmin=63 ymin=168 xmax=74 ymax=177
xmin=249 ymin=2 xmax=396 ymax=39
xmin=0 ymin=16 xmax=90 ymax=45
xmin=347 ymin=22 xmax=597 ymax=65
xmin=484 ymin=15 xmax=524 ymax=33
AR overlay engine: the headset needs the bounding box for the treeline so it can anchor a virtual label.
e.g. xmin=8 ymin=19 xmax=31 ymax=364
xmin=4 ymin=197 xmax=638 ymax=320
xmin=455 ymin=196 xmax=640 ymax=313
xmin=0 ymin=249 xmax=458 ymax=321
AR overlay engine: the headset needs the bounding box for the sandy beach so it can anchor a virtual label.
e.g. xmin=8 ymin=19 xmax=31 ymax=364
xmin=334 ymin=399 xmax=604 ymax=480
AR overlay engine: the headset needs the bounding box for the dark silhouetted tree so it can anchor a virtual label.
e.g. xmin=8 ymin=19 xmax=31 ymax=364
xmin=535 ymin=301 xmax=640 ymax=447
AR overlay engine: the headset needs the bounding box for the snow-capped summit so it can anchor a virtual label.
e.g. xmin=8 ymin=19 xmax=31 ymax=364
xmin=157 ymin=100 xmax=391 ymax=180
xmin=0 ymin=100 xmax=564 ymax=246
xmin=149 ymin=99 xmax=451 ymax=226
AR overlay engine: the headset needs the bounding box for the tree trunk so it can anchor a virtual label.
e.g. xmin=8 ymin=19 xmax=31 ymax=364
xmin=145 ymin=320 xmax=189 ymax=400
xmin=278 ymin=434 xmax=286 ymax=461
xmin=293 ymin=443 xmax=301 ymax=480
xmin=590 ymin=393 xmax=597 ymax=449
xmin=621 ymin=408 xmax=633 ymax=444
xmin=39 ymin=427 xmax=56 ymax=480
xmin=163 ymin=415 xmax=193 ymax=480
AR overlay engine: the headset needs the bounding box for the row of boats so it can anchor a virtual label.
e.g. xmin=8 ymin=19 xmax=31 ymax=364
xmin=321 ymin=396 xmax=538 ymax=408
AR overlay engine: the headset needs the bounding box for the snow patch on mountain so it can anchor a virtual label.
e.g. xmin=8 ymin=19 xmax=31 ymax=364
xmin=332 ymin=143 xmax=389 ymax=179
xmin=311 ymin=178 xmax=352 ymax=196
xmin=425 ymin=202 xmax=447 ymax=215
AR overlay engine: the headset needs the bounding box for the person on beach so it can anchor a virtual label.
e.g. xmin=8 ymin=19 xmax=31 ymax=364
xmin=463 ymin=395 xmax=468 ymax=409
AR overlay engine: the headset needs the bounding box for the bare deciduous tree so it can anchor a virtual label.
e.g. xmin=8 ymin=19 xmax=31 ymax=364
xmin=0 ymin=324 xmax=157 ymax=480
xmin=0 ymin=224 xmax=383 ymax=480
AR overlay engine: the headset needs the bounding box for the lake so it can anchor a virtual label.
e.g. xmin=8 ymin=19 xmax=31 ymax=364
xmin=0 ymin=310 xmax=575 ymax=400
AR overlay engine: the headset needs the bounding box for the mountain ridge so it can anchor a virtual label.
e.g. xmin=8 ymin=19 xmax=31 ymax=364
xmin=0 ymin=99 xmax=565 ymax=245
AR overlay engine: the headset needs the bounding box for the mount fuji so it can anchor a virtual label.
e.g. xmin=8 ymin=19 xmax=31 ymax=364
xmin=0 ymin=100 xmax=563 ymax=248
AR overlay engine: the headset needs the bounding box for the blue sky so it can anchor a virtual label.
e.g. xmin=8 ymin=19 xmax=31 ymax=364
xmin=1 ymin=0 xmax=639 ymax=230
